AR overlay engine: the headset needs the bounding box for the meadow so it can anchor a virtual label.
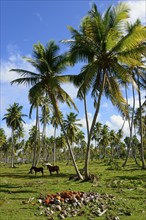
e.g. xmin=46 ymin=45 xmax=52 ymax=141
xmin=0 ymin=161 xmax=146 ymax=220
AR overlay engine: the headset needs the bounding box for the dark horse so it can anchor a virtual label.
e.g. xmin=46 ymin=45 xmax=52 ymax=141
xmin=28 ymin=166 xmax=44 ymax=176
xmin=46 ymin=163 xmax=60 ymax=175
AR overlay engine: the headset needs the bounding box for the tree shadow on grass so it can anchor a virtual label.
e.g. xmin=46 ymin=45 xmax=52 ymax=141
xmin=116 ymin=174 xmax=146 ymax=181
xmin=0 ymin=172 xmax=71 ymax=180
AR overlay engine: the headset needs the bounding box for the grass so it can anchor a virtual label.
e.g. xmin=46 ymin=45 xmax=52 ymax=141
xmin=0 ymin=160 xmax=146 ymax=220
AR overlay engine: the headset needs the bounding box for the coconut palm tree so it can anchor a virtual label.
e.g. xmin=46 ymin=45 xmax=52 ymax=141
xmin=10 ymin=41 xmax=83 ymax=179
xmin=51 ymin=111 xmax=63 ymax=165
xmin=40 ymin=97 xmax=52 ymax=161
xmin=64 ymin=112 xmax=82 ymax=146
xmin=65 ymin=2 xmax=146 ymax=179
xmin=64 ymin=112 xmax=82 ymax=164
xmin=134 ymin=99 xmax=146 ymax=168
xmin=28 ymin=88 xmax=43 ymax=166
xmin=3 ymin=103 xmax=27 ymax=167
xmin=0 ymin=128 xmax=6 ymax=147
xmin=109 ymin=129 xmax=118 ymax=159
xmin=98 ymin=125 xmax=110 ymax=158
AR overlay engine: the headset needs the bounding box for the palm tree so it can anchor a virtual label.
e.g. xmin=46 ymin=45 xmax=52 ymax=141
xmin=64 ymin=112 xmax=82 ymax=145
xmin=65 ymin=2 xmax=146 ymax=179
xmin=10 ymin=41 xmax=83 ymax=179
xmin=98 ymin=125 xmax=110 ymax=158
xmin=3 ymin=103 xmax=27 ymax=167
xmin=64 ymin=112 xmax=82 ymax=164
xmin=0 ymin=128 xmax=6 ymax=147
xmin=109 ymin=130 xmax=118 ymax=159
xmin=40 ymin=96 xmax=52 ymax=161
xmin=51 ymin=111 xmax=63 ymax=165
xmin=28 ymin=87 xmax=44 ymax=166
xmin=134 ymin=99 xmax=146 ymax=168
xmin=92 ymin=122 xmax=102 ymax=148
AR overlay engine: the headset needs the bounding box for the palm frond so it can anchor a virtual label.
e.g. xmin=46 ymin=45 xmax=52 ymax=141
xmin=10 ymin=69 xmax=39 ymax=77
xmin=105 ymin=76 xmax=128 ymax=116
xmin=56 ymin=86 xmax=78 ymax=112
xmin=11 ymin=77 xmax=40 ymax=86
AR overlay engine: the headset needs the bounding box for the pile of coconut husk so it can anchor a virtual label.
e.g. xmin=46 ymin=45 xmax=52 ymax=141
xmin=37 ymin=190 xmax=120 ymax=219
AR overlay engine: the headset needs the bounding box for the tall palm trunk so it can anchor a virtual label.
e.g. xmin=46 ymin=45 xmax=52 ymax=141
xmin=122 ymin=85 xmax=131 ymax=166
xmin=123 ymin=81 xmax=135 ymax=167
xmin=33 ymin=106 xmax=39 ymax=166
xmin=48 ymin=91 xmax=83 ymax=180
xmin=11 ymin=129 xmax=15 ymax=168
xmin=42 ymin=118 xmax=47 ymax=161
xmin=83 ymin=94 xmax=90 ymax=139
xmin=85 ymin=73 xmax=106 ymax=179
xmin=137 ymin=71 xmax=146 ymax=169
xmin=37 ymin=107 xmax=47 ymax=165
xmin=53 ymin=126 xmax=57 ymax=166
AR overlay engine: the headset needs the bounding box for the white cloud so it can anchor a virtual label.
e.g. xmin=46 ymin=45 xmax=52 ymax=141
xmin=106 ymin=114 xmax=130 ymax=137
xmin=127 ymin=1 xmax=146 ymax=24
xmin=79 ymin=112 xmax=101 ymax=129
xmin=80 ymin=112 xmax=93 ymax=129
xmin=128 ymin=90 xmax=145 ymax=109
xmin=23 ymin=120 xmax=55 ymax=140
xmin=101 ymin=102 xmax=108 ymax=108
xmin=62 ymin=83 xmax=78 ymax=100
xmin=1 ymin=49 xmax=35 ymax=84
xmin=35 ymin=12 xmax=43 ymax=21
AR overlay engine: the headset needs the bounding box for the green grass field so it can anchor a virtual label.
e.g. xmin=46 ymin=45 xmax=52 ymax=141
xmin=0 ymin=161 xmax=146 ymax=220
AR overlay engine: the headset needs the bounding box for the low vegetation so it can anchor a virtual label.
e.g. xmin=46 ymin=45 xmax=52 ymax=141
xmin=0 ymin=161 xmax=146 ymax=220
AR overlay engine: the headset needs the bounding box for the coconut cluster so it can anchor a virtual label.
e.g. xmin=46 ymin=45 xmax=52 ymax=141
xmin=38 ymin=190 xmax=120 ymax=219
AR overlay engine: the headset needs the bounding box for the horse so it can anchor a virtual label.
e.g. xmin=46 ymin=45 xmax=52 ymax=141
xmin=28 ymin=166 xmax=44 ymax=176
xmin=46 ymin=163 xmax=60 ymax=175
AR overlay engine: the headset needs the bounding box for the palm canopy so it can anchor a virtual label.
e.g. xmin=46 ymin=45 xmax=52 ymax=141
xmin=66 ymin=2 xmax=146 ymax=116
xmin=10 ymin=41 xmax=78 ymax=116
xmin=3 ymin=102 xmax=27 ymax=131
xmin=64 ymin=112 xmax=82 ymax=145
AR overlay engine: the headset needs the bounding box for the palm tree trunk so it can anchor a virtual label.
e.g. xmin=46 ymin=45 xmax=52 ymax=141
xmin=83 ymin=94 xmax=90 ymax=139
xmin=137 ymin=71 xmax=146 ymax=169
xmin=121 ymin=116 xmax=126 ymax=131
xmin=53 ymin=126 xmax=57 ymax=166
xmin=42 ymin=121 xmax=47 ymax=161
xmin=123 ymin=82 xmax=135 ymax=167
xmin=122 ymin=85 xmax=131 ymax=167
xmin=11 ymin=129 xmax=15 ymax=168
xmin=48 ymin=91 xmax=83 ymax=180
xmin=85 ymin=73 xmax=106 ymax=180
xmin=33 ymin=106 xmax=39 ymax=166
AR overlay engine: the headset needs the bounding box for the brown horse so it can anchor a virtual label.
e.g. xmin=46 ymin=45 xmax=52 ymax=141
xmin=46 ymin=163 xmax=60 ymax=175
xmin=29 ymin=166 xmax=44 ymax=176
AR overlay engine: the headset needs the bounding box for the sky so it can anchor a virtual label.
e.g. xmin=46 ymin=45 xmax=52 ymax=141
xmin=0 ymin=0 xmax=146 ymax=140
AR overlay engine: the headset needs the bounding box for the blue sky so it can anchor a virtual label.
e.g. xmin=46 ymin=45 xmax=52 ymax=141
xmin=1 ymin=0 xmax=146 ymax=139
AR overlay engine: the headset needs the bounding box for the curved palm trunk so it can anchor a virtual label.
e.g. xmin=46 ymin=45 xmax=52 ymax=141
xmin=48 ymin=91 xmax=83 ymax=180
xmin=85 ymin=73 xmax=106 ymax=180
xmin=83 ymin=94 xmax=90 ymax=139
xmin=120 ymin=116 xmax=126 ymax=131
xmin=11 ymin=129 xmax=15 ymax=168
xmin=137 ymin=72 xmax=146 ymax=169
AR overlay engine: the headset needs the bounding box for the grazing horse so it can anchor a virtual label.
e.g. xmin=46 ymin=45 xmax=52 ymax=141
xmin=46 ymin=163 xmax=60 ymax=175
xmin=28 ymin=166 xmax=44 ymax=176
